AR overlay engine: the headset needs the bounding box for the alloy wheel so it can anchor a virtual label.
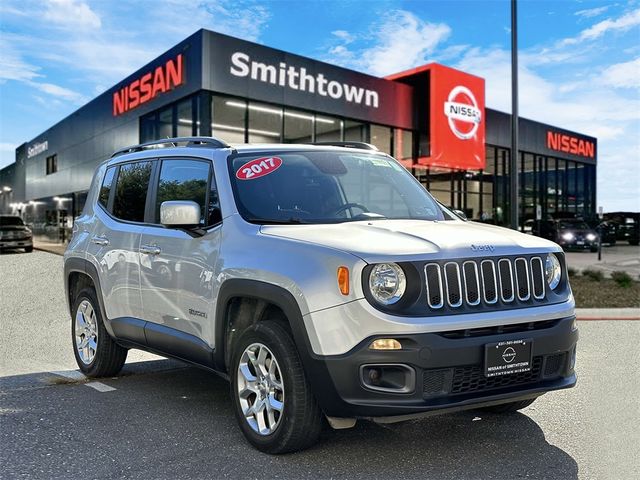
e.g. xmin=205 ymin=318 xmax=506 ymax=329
xmin=237 ymin=342 xmax=285 ymax=435
xmin=75 ymin=299 xmax=98 ymax=365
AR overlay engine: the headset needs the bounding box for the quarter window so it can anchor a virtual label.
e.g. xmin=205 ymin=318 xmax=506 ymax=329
xmin=113 ymin=161 xmax=153 ymax=222
xmin=98 ymin=167 xmax=116 ymax=209
xmin=155 ymin=160 xmax=211 ymax=225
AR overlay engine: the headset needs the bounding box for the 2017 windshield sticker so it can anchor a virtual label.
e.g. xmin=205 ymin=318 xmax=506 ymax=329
xmin=236 ymin=157 xmax=283 ymax=180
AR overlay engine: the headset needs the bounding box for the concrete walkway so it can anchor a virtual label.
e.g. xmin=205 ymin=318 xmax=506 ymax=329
xmin=575 ymin=308 xmax=640 ymax=320
xmin=565 ymin=245 xmax=640 ymax=279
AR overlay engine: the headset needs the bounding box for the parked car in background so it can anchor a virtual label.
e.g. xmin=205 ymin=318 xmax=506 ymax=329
xmin=525 ymin=219 xmax=598 ymax=252
xmin=554 ymin=219 xmax=599 ymax=252
xmin=585 ymin=219 xmax=617 ymax=246
xmin=604 ymin=212 xmax=640 ymax=246
xmin=0 ymin=215 xmax=33 ymax=253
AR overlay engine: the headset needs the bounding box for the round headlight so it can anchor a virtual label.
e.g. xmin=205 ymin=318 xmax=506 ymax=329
xmin=586 ymin=233 xmax=596 ymax=241
xmin=545 ymin=253 xmax=562 ymax=290
xmin=368 ymin=263 xmax=406 ymax=305
xmin=561 ymin=232 xmax=574 ymax=241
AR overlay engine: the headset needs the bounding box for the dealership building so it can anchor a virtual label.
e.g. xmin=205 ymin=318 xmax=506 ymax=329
xmin=0 ymin=29 xmax=597 ymax=244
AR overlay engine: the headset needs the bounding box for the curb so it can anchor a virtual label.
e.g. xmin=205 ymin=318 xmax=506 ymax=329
xmin=577 ymin=316 xmax=640 ymax=321
xmin=34 ymin=246 xmax=65 ymax=256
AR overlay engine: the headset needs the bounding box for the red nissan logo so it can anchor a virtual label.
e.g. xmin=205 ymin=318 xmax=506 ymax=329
xmin=444 ymin=86 xmax=482 ymax=140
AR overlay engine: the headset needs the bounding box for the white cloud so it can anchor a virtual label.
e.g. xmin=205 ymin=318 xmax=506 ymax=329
xmin=364 ymin=11 xmax=451 ymax=76
xmin=601 ymin=57 xmax=640 ymax=89
xmin=324 ymin=10 xmax=450 ymax=76
xmin=575 ymin=6 xmax=610 ymax=18
xmin=43 ymin=0 xmax=101 ymax=30
xmin=0 ymin=38 xmax=41 ymax=82
xmin=332 ymin=30 xmax=354 ymax=43
xmin=150 ymin=0 xmax=270 ymax=42
xmin=27 ymin=81 xmax=87 ymax=104
xmin=562 ymin=8 xmax=640 ymax=45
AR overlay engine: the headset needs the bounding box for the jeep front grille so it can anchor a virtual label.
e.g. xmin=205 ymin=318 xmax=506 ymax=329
xmin=424 ymin=256 xmax=547 ymax=310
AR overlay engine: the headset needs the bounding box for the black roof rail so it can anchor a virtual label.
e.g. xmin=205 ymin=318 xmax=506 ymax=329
xmin=310 ymin=141 xmax=379 ymax=151
xmin=111 ymin=136 xmax=230 ymax=158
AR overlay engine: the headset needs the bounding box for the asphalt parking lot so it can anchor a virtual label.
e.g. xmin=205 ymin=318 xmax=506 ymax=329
xmin=1 ymin=250 xmax=638 ymax=479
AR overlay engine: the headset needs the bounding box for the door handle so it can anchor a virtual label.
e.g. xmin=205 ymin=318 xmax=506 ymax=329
xmin=140 ymin=244 xmax=161 ymax=255
xmin=91 ymin=236 xmax=109 ymax=246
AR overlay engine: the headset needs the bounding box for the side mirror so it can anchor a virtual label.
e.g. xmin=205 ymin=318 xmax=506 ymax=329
xmin=453 ymin=209 xmax=468 ymax=221
xmin=160 ymin=200 xmax=201 ymax=227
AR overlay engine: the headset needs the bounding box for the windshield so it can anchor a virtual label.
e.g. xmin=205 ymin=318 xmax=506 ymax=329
xmin=229 ymin=150 xmax=445 ymax=224
xmin=0 ymin=216 xmax=24 ymax=226
xmin=559 ymin=220 xmax=589 ymax=230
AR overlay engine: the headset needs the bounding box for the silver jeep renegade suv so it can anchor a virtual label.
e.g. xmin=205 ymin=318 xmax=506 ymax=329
xmin=64 ymin=137 xmax=577 ymax=453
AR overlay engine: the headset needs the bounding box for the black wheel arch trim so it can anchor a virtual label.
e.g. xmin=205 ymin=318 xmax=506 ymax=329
xmin=64 ymin=257 xmax=116 ymax=338
xmin=214 ymin=278 xmax=348 ymax=414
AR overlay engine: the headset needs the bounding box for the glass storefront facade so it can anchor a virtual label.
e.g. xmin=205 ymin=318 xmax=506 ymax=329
xmin=140 ymin=92 xmax=415 ymax=157
xmin=138 ymin=91 xmax=596 ymax=230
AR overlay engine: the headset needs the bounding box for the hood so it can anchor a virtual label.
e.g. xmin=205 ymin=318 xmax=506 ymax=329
xmin=260 ymin=219 xmax=559 ymax=263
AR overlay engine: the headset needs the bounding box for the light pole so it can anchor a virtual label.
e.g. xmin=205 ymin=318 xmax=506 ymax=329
xmin=510 ymin=0 xmax=519 ymax=230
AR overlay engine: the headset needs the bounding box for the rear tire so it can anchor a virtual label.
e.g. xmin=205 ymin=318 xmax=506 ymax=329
xmin=481 ymin=398 xmax=536 ymax=413
xmin=24 ymin=246 xmax=33 ymax=253
xmin=71 ymin=287 xmax=127 ymax=377
xmin=230 ymin=320 xmax=322 ymax=454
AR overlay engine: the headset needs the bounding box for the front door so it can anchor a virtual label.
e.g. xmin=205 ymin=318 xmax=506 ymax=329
xmin=139 ymin=158 xmax=222 ymax=348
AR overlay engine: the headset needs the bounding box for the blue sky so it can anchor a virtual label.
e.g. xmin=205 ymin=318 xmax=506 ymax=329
xmin=0 ymin=0 xmax=638 ymax=210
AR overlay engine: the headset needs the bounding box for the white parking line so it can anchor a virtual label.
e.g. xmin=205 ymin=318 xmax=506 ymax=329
xmin=50 ymin=369 xmax=86 ymax=381
xmin=85 ymin=382 xmax=116 ymax=392
xmin=49 ymin=370 xmax=116 ymax=392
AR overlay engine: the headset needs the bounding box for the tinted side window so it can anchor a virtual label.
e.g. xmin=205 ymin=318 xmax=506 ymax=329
xmin=156 ymin=160 xmax=210 ymax=225
xmin=98 ymin=167 xmax=116 ymax=209
xmin=113 ymin=161 xmax=152 ymax=222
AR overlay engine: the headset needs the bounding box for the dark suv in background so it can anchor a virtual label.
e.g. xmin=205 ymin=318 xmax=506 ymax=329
xmin=524 ymin=218 xmax=598 ymax=252
xmin=604 ymin=212 xmax=640 ymax=246
xmin=0 ymin=215 xmax=33 ymax=253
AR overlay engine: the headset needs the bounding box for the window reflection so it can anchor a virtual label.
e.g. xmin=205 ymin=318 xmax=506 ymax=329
xmin=284 ymin=108 xmax=313 ymax=143
xmin=247 ymin=101 xmax=282 ymax=143
xmin=212 ymin=96 xmax=246 ymax=143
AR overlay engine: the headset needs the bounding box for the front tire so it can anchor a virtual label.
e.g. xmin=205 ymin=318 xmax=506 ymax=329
xmin=71 ymin=287 xmax=127 ymax=377
xmin=230 ymin=320 xmax=322 ymax=454
xmin=24 ymin=246 xmax=33 ymax=253
xmin=481 ymin=398 xmax=537 ymax=413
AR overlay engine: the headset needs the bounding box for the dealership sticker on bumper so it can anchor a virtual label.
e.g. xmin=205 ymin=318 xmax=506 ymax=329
xmin=484 ymin=339 xmax=533 ymax=377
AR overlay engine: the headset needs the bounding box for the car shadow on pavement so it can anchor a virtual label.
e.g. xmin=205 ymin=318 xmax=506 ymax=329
xmin=0 ymin=363 xmax=578 ymax=479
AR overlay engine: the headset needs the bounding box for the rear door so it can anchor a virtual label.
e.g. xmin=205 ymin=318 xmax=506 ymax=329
xmin=86 ymin=160 xmax=154 ymax=322
xmin=139 ymin=157 xmax=222 ymax=348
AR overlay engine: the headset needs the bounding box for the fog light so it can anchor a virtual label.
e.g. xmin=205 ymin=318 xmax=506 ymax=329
xmin=368 ymin=368 xmax=381 ymax=384
xmin=369 ymin=338 xmax=402 ymax=350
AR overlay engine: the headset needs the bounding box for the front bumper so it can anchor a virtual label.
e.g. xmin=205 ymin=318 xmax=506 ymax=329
xmin=0 ymin=239 xmax=33 ymax=249
xmin=303 ymin=315 xmax=577 ymax=418
xmin=558 ymin=239 xmax=596 ymax=249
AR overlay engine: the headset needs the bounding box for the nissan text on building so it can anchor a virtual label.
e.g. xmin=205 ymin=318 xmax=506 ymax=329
xmin=0 ymin=29 xmax=597 ymax=243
